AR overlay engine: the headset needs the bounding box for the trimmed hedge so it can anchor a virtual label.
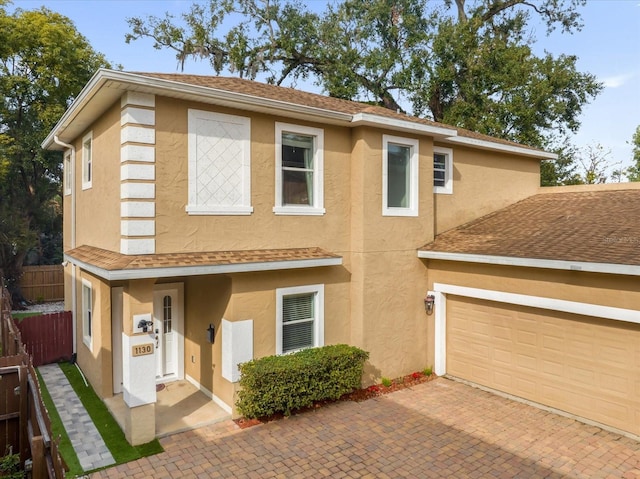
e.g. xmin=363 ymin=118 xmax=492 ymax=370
xmin=236 ymin=344 xmax=369 ymax=418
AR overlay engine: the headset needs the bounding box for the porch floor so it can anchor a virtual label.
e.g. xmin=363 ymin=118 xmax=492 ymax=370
xmin=105 ymin=380 xmax=231 ymax=438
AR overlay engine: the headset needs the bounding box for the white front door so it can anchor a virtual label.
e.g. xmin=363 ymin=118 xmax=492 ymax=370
xmin=153 ymin=284 xmax=184 ymax=383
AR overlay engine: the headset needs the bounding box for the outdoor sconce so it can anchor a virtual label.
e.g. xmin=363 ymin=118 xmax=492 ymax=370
xmin=138 ymin=319 xmax=153 ymax=333
xmin=424 ymin=294 xmax=435 ymax=315
xmin=207 ymin=323 xmax=215 ymax=344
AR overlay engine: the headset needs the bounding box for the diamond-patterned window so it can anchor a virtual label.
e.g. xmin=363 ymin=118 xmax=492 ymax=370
xmin=187 ymin=110 xmax=253 ymax=215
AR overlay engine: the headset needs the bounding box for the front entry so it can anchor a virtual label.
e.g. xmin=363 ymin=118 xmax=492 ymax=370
xmin=153 ymin=284 xmax=184 ymax=383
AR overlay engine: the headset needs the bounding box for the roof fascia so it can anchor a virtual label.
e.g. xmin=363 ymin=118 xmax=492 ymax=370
xmin=351 ymin=112 xmax=457 ymax=138
xmin=417 ymin=250 xmax=640 ymax=276
xmin=64 ymin=252 xmax=343 ymax=281
xmin=441 ymin=136 xmax=558 ymax=160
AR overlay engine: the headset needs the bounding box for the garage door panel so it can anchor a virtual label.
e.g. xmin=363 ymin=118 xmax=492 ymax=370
xmin=446 ymin=295 xmax=640 ymax=437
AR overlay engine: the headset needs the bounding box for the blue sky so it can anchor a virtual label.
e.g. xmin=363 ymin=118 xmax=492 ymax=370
xmin=11 ymin=0 xmax=640 ymax=174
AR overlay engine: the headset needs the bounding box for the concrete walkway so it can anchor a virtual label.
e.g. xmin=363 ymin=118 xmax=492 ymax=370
xmin=92 ymin=378 xmax=640 ymax=478
xmin=39 ymin=364 xmax=115 ymax=472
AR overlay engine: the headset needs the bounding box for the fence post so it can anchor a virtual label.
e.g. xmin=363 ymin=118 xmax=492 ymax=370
xmin=19 ymin=365 xmax=29 ymax=466
xmin=30 ymin=435 xmax=46 ymax=479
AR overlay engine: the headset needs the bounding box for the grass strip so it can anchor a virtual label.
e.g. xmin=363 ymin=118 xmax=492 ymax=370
xmin=11 ymin=312 xmax=40 ymax=321
xmin=58 ymin=362 xmax=163 ymax=469
xmin=35 ymin=368 xmax=83 ymax=478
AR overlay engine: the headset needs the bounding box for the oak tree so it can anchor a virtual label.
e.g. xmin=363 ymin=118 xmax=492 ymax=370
xmin=0 ymin=2 xmax=110 ymax=301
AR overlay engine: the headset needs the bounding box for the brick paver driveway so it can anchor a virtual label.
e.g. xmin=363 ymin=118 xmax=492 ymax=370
xmin=93 ymin=378 xmax=640 ymax=478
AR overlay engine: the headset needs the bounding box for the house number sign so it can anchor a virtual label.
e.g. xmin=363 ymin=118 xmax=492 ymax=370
xmin=132 ymin=343 xmax=154 ymax=357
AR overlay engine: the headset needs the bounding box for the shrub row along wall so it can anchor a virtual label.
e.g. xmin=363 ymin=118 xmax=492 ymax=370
xmin=237 ymin=344 xmax=369 ymax=418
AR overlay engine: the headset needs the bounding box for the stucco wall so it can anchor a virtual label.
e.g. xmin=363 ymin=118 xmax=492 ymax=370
xmin=72 ymin=102 xmax=122 ymax=252
xmin=76 ymin=270 xmax=113 ymax=398
xmin=153 ymin=97 xmax=352 ymax=254
xmin=348 ymin=127 xmax=435 ymax=381
xmin=427 ymin=260 xmax=640 ymax=311
xmin=183 ymin=266 xmax=351 ymax=408
xmin=433 ymin=145 xmax=540 ymax=235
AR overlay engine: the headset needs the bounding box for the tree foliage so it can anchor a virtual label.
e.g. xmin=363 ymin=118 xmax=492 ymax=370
xmin=127 ymin=0 xmax=601 ymax=150
xmin=625 ymin=126 xmax=640 ymax=182
xmin=0 ymin=2 xmax=110 ymax=299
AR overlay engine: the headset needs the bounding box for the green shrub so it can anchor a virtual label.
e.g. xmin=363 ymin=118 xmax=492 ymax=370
xmin=381 ymin=377 xmax=392 ymax=388
xmin=423 ymin=366 xmax=433 ymax=376
xmin=0 ymin=450 xmax=24 ymax=479
xmin=236 ymin=344 xmax=369 ymax=418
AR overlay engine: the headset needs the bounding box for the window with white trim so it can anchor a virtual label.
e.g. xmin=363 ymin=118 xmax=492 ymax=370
xmin=186 ymin=109 xmax=253 ymax=215
xmin=82 ymin=132 xmax=92 ymax=190
xmin=382 ymin=135 xmax=419 ymax=216
xmin=64 ymin=150 xmax=72 ymax=196
xmin=81 ymin=279 xmax=93 ymax=350
xmin=433 ymin=146 xmax=453 ymax=194
xmin=276 ymin=284 xmax=324 ymax=354
xmin=274 ymin=123 xmax=325 ymax=215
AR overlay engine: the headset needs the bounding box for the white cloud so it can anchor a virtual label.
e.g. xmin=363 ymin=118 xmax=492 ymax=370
xmin=601 ymin=73 xmax=635 ymax=88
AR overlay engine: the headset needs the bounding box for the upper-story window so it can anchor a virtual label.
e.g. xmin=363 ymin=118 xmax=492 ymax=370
xmin=82 ymin=132 xmax=92 ymax=190
xmin=64 ymin=150 xmax=72 ymax=196
xmin=186 ymin=109 xmax=253 ymax=215
xmin=274 ymin=123 xmax=325 ymax=215
xmin=382 ymin=135 xmax=419 ymax=217
xmin=433 ymin=146 xmax=453 ymax=194
xmin=276 ymin=284 xmax=324 ymax=354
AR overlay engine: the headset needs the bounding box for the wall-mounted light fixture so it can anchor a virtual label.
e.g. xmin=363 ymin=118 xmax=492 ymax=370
xmin=207 ymin=323 xmax=215 ymax=343
xmin=424 ymin=294 xmax=435 ymax=315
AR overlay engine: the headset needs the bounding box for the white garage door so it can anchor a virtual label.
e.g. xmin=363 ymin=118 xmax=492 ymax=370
xmin=447 ymin=295 xmax=640 ymax=436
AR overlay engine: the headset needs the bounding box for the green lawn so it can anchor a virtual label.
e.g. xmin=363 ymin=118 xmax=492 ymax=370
xmin=38 ymin=362 xmax=163 ymax=477
xmin=11 ymin=312 xmax=40 ymax=321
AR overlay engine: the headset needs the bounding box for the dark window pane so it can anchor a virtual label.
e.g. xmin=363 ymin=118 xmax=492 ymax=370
xmin=282 ymin=133 xmax=313 ymax=168
xmin=388 ymin=143 xmax=411 ymax=208
xmin=283 ymin=169 xmax=313 ymax=205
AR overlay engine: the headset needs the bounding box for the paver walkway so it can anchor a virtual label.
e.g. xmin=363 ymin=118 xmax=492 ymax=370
xmin=39 ymin=364 xmax=115 ymax=471
xmin=92 ymin=378 xmax=640 ymax=478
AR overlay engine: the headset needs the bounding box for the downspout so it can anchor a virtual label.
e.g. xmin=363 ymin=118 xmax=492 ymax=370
xmin=53 ymin=136 xmax=77 ymax=354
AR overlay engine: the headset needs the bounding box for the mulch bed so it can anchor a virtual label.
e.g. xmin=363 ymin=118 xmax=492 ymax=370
xmin=234 ymin=371 xmax=437 ymax=429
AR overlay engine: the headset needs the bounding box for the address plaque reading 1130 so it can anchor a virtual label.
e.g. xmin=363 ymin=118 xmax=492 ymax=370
xmin=132 ymin=343 xmax=154 ymax=357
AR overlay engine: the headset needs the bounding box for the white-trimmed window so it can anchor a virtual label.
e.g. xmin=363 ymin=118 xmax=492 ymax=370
xmin=382 ymin=135 xmax=419 ymax=216
xmin=82 ymin=132 xmax=92 ymax=190
xmin=274 ymin=123 xmax=325 ymax=215
xmin=63 ymin=150 xmax=72 ymax=196
xmin=276 ymin=284 xmax=324 ymax=354
xmin=81 ymin=279 xmax=93 ymax=350
xmin=186 ymin=109 xmax=253 ymax=215
xmin=433 ymin=146 xmax=453 ymax=194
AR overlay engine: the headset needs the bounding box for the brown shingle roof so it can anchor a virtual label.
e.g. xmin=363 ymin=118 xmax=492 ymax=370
xmin=420 ymin=190 xmax=640 ymax=266
xmin=66 ymin=245 xmax=342 ymax=279
xmin=133 ymin=72 xmax=541 ymax=152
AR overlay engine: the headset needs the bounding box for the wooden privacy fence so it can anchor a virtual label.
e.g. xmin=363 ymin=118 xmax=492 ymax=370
xmin=15 ymin=312 xmax=73 ymax=367
xmin=19 ymin=265 xmax=64 ymax=303
xmin=0 ymin=285 xmax=66 ymax=478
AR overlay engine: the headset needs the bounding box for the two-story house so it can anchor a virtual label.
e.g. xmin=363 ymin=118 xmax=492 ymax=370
xmin=44 ymin=69 xmax=640 ymax=445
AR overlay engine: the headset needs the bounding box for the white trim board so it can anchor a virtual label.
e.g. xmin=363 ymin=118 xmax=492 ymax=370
xmin=433 ymin=283 xmax=640 ymax=324
xmin=418 ymin=250 xmax=640 ymax=277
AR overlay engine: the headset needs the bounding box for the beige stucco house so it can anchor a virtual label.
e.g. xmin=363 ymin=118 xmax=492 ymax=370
xmin=44 ymin=69 xmax=640 ymax=444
